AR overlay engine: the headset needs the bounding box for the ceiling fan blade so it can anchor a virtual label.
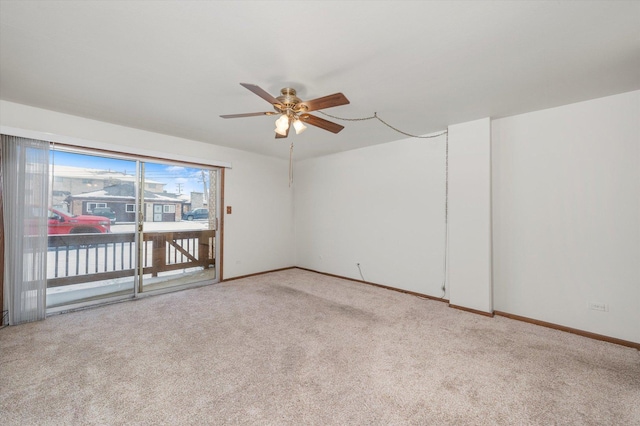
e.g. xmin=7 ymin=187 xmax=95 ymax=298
xmin=299 ymin=114 xmax=345 ymax=134
xmin=220 ymin=112 xmax=276 ymax=119
xmin=239 ymin=83 xmax=281 ymax=106
xmin=299 ymin=93 xmax=350 ymax=112
xmin=275 ymin=122 xmax=290 ymax=139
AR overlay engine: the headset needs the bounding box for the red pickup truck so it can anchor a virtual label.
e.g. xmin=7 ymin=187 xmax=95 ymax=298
xmin=48 ymin=208 xmax=111 ymax=234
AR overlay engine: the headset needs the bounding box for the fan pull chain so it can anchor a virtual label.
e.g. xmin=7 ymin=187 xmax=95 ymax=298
xmin=289 ymin=142 xmax=294 ymax=187
xmin=318 ymin=111 xmax=447 ymax=139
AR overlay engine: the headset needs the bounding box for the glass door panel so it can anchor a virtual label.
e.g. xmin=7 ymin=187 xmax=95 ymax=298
xmin=47 ymin=149 xmax=138 ymax=308
xmin=138 ymin=161 xmax=219 ymax=293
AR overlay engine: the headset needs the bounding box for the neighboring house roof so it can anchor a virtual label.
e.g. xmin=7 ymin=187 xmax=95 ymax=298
xmin=67 ymin=182 xmax=183 ymax=203
xmin=52 ymin=165 xmax=164 ymax=185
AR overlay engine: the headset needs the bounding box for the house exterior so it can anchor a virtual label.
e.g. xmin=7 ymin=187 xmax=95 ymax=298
xmin=67 ymin=182 xmax=185 ymax=223
xmin=51 ymin=165 xmax=165 ymax=210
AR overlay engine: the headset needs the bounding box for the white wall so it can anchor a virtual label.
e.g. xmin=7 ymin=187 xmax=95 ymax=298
xmin=492 ymin=91 xmax=640 ymax=343
xmin=0 ymin=100 xmax=295 ymax=279
xmin=4 ymin=90 xmax=638 ymax=343
xmin=294 ymin=133 xmax=448 ymax=297
xmin=448 ymin=118 xmax=492 ymax=313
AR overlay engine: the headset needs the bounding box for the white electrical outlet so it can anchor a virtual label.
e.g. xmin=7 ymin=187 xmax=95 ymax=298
xmin=588 ymin=302 xmax=608 ymax=312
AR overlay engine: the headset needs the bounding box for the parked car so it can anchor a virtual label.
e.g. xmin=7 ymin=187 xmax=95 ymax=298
xmin=48 ymin=208 xmax=111 ymax=234
xmin=91 ymin=207 xmax=116 ymax=224
xmin=182 ymin=208 xmax=208 ymax=221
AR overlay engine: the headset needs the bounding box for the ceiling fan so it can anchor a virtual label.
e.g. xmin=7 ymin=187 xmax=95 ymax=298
xmin=220 ymin=83 xmax=350 ymax=138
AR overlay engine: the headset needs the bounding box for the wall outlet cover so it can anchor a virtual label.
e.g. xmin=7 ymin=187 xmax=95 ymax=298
xmin=588 ymin=302 xmax=608 ymax=312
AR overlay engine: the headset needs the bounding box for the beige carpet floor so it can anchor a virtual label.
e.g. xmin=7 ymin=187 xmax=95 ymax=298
xmin=1 ymin=268 xmax=639 ymax=425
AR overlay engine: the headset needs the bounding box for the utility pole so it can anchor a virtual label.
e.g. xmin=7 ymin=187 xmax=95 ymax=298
xmin=176 ymin=183 xmax=183 ymax=194
xmin=200 ymin=170 xmax=208 ymax=204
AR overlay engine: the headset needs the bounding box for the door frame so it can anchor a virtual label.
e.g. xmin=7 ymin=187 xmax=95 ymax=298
xmin=42 ymin=145 xmax=224 ymax=312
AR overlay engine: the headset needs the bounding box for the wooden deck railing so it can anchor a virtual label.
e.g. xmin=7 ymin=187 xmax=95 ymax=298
xmin=47 ymin=230 xmax=215 ymax=288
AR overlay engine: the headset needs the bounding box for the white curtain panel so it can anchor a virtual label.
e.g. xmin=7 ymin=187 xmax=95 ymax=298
xmin=1 ymin=135 xmax=49 ymax=324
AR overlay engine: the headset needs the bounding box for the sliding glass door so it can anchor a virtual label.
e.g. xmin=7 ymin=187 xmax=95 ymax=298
xmin=137 ymin=160 xmax=219 ymax=293
xmin=47 ymin=150 xmax=138 ymax=308
xmin=46 ymin=147 xmax=220 ymax=311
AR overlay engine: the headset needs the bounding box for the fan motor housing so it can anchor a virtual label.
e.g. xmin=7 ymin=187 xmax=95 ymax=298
xmin=275 ymin=88 xmax=307 ymax=113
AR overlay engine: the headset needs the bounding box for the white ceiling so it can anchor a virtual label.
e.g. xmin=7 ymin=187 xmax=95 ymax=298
xmin=1 ymin=1 xmax=639 ymax=160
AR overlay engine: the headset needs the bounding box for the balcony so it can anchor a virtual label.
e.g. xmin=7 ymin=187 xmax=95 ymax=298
xmin=46 ymin=229 xmax=216 ymax=307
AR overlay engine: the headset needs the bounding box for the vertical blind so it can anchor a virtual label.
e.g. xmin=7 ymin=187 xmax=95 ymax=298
xmin=1 ymin=135 xmax=49 ymax=324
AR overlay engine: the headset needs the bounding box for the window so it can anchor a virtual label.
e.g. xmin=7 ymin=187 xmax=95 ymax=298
xmin=39 ymin=144 xmax=220 ymax=311
xmin=0 ymin=136 xmax=225 ymax=317
xmin=87 ymin=202 xmax=106 ymax=213
xmin=48 ymin=209 xmax=62 ymax=220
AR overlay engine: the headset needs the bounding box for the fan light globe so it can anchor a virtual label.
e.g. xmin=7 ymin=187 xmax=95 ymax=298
xmin=293 ymin=119 xmax=307 ymax=134
xmin=276 ymin=114 xmax=289 ymax=131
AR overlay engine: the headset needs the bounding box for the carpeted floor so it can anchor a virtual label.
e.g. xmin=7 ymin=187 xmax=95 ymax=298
xmin=1 ymin=268 xmax=639 ymax=425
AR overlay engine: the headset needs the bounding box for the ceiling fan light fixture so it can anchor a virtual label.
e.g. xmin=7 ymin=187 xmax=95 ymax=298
xmin=293 ymin=119 xmax=307 ymax=134
xmin=221 ymin=83 xmax=350 ymax=138
xmin=276 ymin=114 xmax=289 ymax=135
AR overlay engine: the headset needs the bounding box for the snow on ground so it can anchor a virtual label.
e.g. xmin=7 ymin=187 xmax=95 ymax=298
xmin=47 ymin=219 xmax=215 ymax=307
xmin=111 ymin=219 xmax=210 ymax=233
